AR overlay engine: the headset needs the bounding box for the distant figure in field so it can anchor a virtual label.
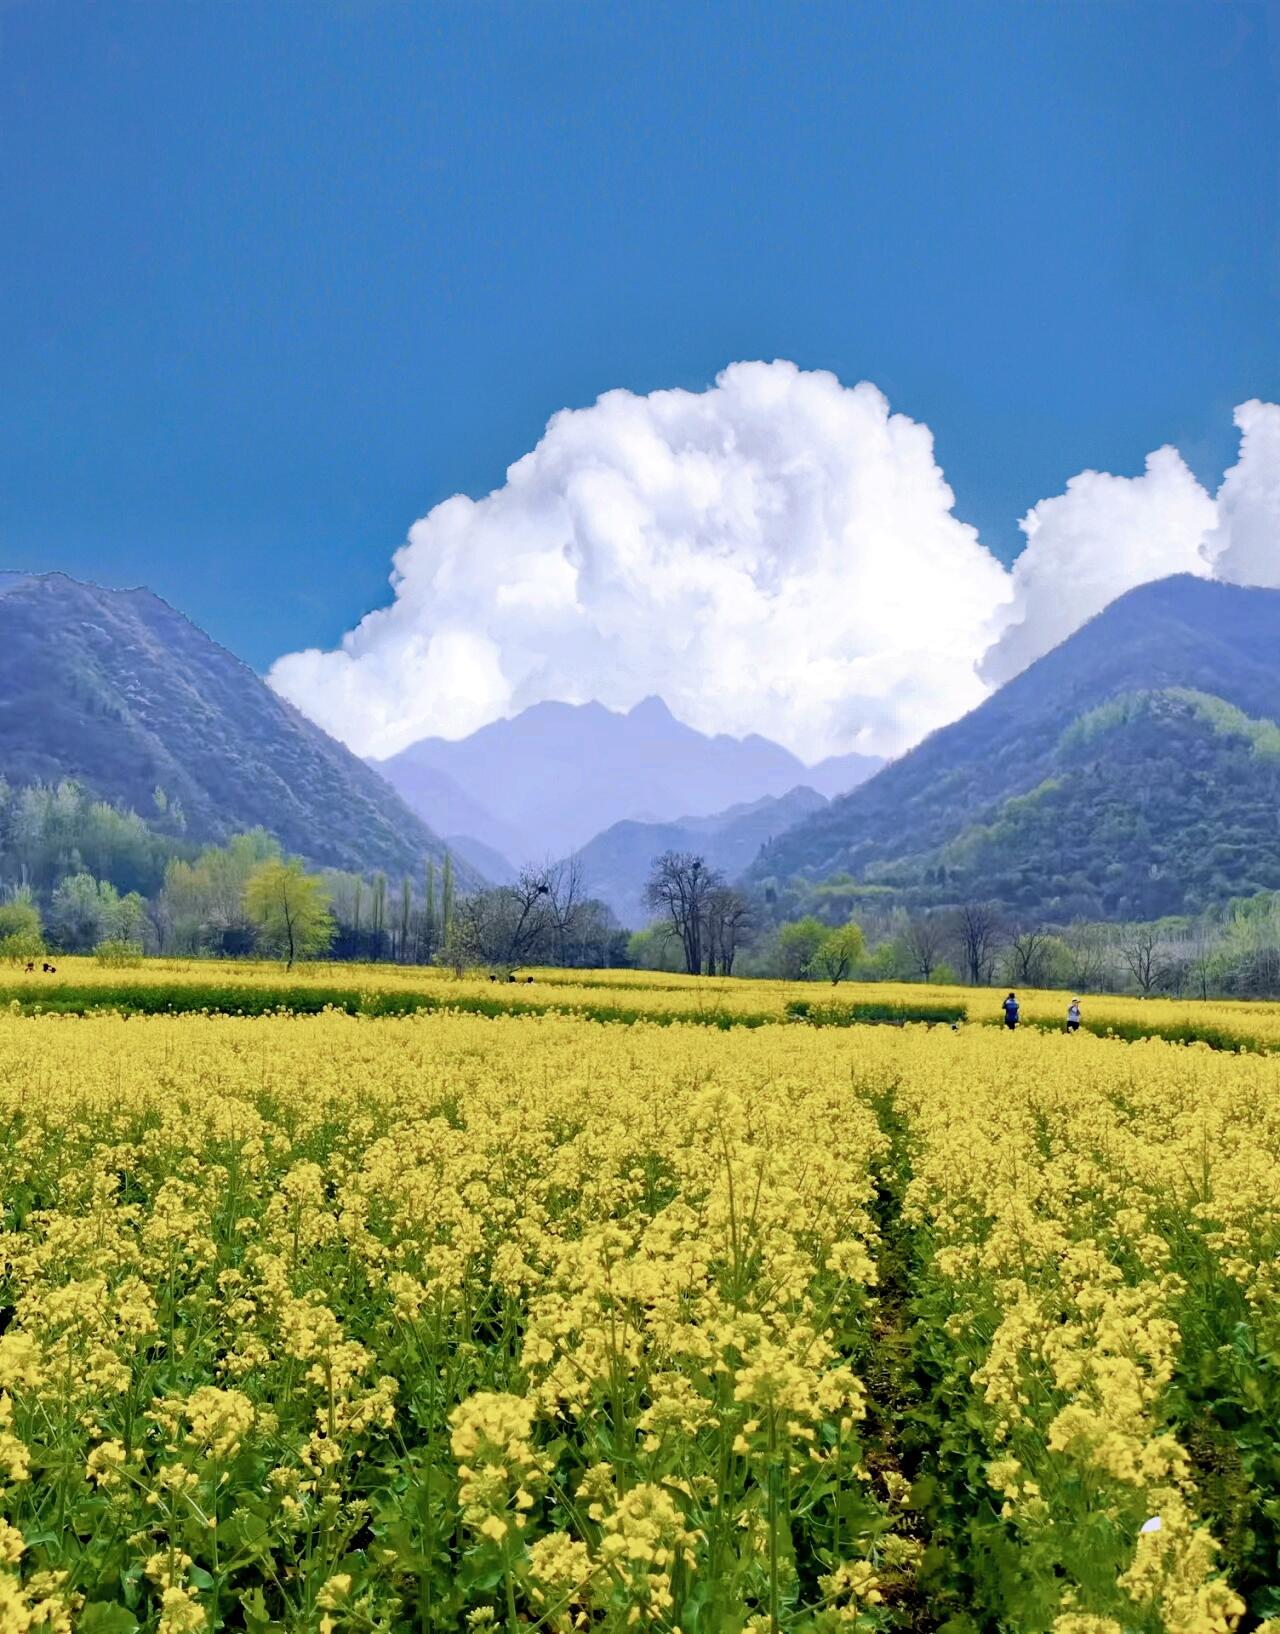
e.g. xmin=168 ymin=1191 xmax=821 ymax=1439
xmin=23 ymin=962 xmax=33 ymax=974
xmin=1003 ymin=992 xmax=1020 ymax=1030
xmin=1067 ymin=998 xmax=1082 ymax=1033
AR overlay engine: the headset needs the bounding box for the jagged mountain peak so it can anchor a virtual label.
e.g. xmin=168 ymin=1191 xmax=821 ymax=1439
xmin=374 ymin=696 xmax=880 ymax=859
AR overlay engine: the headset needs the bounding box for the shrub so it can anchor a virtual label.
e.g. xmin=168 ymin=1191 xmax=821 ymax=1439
xmin=0 ymin=931 xmax=44 ymax=965
xmin=93 ymin=938 xmax=145 ymax=968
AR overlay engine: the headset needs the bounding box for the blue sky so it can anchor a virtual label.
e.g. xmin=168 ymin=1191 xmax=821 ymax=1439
xmin=2 ymin=0 xmax=1276 ymax=687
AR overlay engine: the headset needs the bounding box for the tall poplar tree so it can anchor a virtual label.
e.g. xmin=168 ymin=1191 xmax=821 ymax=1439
xmin=398 ymin=876 xmax=412 ymax=963
xmin=370 ymin=872 xmax=387 ymax=959
xmin=441 ymin=852 xmax=455 ymax=947
xmin=424 ymin=859 xmax=437 ymax=960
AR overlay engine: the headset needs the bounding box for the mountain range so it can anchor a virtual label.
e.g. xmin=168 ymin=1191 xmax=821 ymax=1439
xmin=371 ymin=696 xmax=881 ymax=864
xmin=9 ymin=568 xmax=1280 ymax=930
xmin=751 ymin=575 xmax=1280 ymax=921
xmin=572 ymin=785 xmax=830 ymax=926
xmin=0 ymin=571 xmax=473 ymax=882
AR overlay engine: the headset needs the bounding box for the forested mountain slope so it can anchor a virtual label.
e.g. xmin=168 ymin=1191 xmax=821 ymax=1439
xmin=0 ymin=572 xmax=470 ymax=880
xmin=751 ymin=576 xmax=1280 ymax=918
xmin=872 ymin=689 xmax=1280 ymax=919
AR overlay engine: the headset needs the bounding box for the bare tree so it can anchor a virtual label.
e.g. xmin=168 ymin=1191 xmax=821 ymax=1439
xmin=503 ymin=867 xmax=555 ymax=964
xmin=903 ymin=913 xmax=946 ymax=982
xmin=544 ymin=855 xmax=586 ymax=965
xmin=952 ymin=902 xmax=1003 ymax=986
xmin=451 ymin=867 xmax=554 ymax=971
xmin=1117 ymin=924 xmax=1163 ymax=995
xmin=1062 ymin=921 xmax=1113 ymax=992
xmin=1184 ymin=919 xmax=1219 ymax=1002
xmin=645 ymin=852 xmax=725 ymax=976
xmin=705 ymin=886 xmax=752 ymax=976
xmin=1005 ymin=926 xmax=1054 ymax=986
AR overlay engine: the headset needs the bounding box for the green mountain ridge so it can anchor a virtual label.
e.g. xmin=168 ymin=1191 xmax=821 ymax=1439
xmin=750 ymin=576 xmax=1280 ymax=922
xmin=871 ymin=688 xmax=1280 ymax=919
xmin=0 ymin=571 xmax=474 ymax=882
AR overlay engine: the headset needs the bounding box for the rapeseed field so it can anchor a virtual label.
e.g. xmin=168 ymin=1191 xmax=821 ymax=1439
xmin=0 ymin=997 xmax=1277 ymax=1631
xmin=8 ymin=957 xmax=1280 ymax=1052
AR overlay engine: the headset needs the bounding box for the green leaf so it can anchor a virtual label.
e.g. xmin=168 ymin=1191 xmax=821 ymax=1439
xmin=18 ymin=1530 xmax=59 ymax=1548
xmin=78 ymin=1605 xmax=139 ymax=1634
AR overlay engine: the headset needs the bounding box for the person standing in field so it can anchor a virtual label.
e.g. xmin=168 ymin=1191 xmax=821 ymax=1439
xmin=1003 ymin=992 xmax=1020 ymax=1029
xmin=1067 ymin=998 xmax=1081 ymax=1033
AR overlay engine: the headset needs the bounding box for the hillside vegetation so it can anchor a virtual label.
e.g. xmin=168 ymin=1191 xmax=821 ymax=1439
xmin=752 ymin=576 xmax=1280 ymax=919
xmin=871 ymin=687 xmax=1280 ymax=919
xmin=0 ymin=572 xmax=458 ymax=878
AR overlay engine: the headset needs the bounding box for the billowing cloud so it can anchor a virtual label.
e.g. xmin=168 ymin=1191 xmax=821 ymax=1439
xmin=270 ymin=370 xmax=1278 ymax=761
xmin=1201 ymin=400 xmax=1280 ymax=588
xmin=270 ymin=361 xmax=1013 ymax=762
xmin=980 ymin=446 xmax=1217 ymax=688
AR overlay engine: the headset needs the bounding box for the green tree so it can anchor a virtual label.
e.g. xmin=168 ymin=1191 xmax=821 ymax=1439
xmin=159 ymin=829 xmax=279 ymax=954
xmin=0 ymin=894 xmax=44 ymax=964
xmin=774 ymin=916 xmax=829 ymax=980
xmin=398 ymin=876 xmax=413 ymax=962
xmin=49 ymin=872 xmax=121 ymax=951
xmin=370 ymin=872 xmax=388 ymax=959
xmin=423 ymin=859 xmax=438 ymax=961
xmin=244 ymin=859 xmax=334 ymax=969
xmin=811 ymin=920 xmax=866 ymax=985
xmin=113 ymin=891 xmax=151 ymax=947
xmin=0 ymin=896 xmax=42 ymax=944
xmin=441 ymin=851 xmax=456 ymax=947
xmin=627 ymin=923 xmax=683 ymax=972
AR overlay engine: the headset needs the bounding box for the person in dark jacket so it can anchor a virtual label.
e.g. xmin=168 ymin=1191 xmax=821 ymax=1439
xmin=1003 ymin=992 xmax=1020 ymax=1029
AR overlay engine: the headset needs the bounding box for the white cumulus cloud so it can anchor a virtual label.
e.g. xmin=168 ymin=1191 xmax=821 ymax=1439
xmin=271 ymin=370 xmax=1278 ymax=761
xmin=980 ymin=445 xmax=1217 ymax=688
xmin=1201 ymin=400 xmax=1280 ymax=588
xmin=270 ymin=361 xmax=1014 ymax=762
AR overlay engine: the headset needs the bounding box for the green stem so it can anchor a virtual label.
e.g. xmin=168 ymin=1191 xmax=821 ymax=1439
xmin=768 ymin=1411 xmax=781 ymax=1634
xmin=504 ymin=1536 xmax=520 ymax=1634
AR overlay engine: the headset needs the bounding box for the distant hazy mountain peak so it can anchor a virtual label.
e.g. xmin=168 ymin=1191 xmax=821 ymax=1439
xmin=521 ymin=697 xmax=613 ymax=721
xmin=375 ymin=695 xmax=882 ymax=860
xmin=574 ymin=782 xmax=831 ymax=926
xmin=627 ymin=694 xmax=677 ymax=723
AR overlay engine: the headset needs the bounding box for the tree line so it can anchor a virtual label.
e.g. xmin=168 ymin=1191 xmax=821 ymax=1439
xmin=9 ymin=776 xmax=1280 ymax=996
xmin=630 ymin=850 xmax=1280 ymax=998
xmin=0 ymin=778 xmax=627 ymax=972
